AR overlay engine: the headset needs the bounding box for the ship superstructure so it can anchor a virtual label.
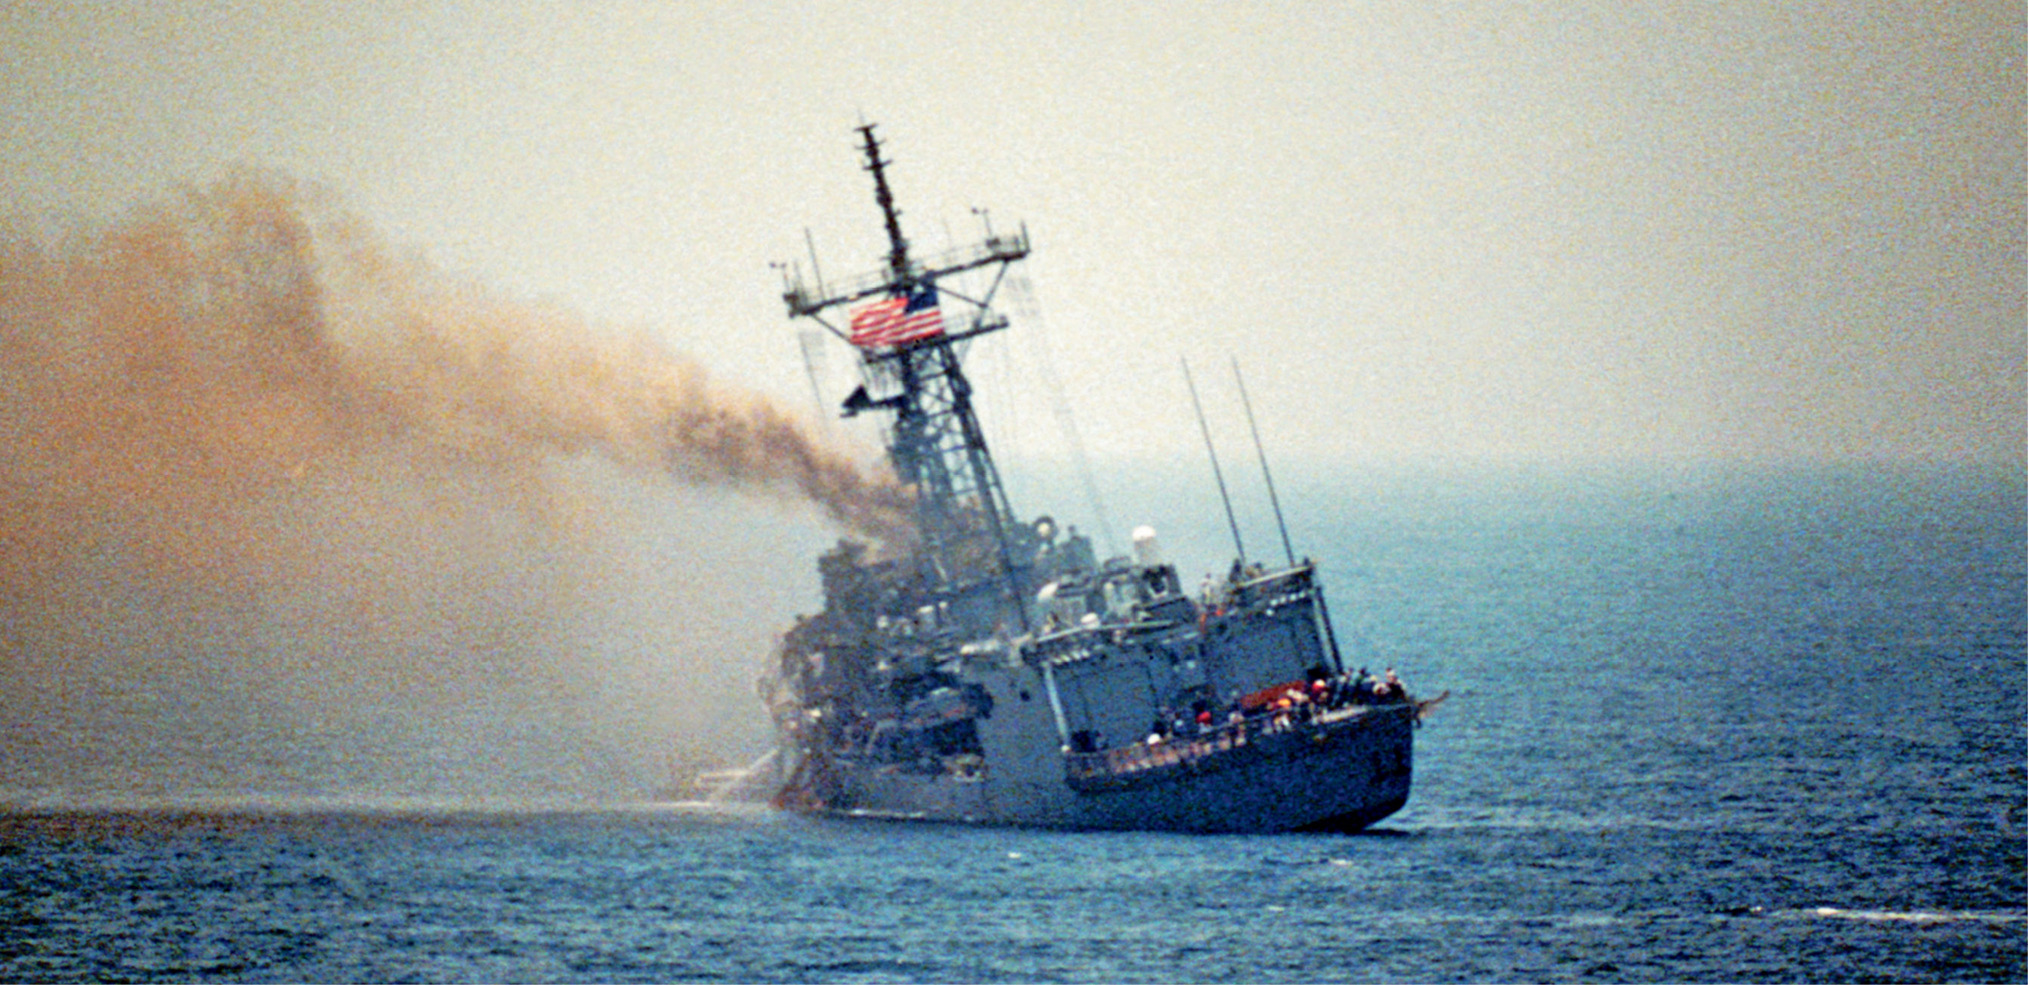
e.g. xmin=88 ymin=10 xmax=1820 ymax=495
xmin=759 ymin=125 xmax=1428 ymax=833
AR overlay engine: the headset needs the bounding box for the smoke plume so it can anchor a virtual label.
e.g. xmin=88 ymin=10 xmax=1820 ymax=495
xmin=0 ymin=172 xmax=901 ymax=803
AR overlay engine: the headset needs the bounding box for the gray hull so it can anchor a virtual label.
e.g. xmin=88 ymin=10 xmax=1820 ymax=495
xmin=794 ymin=703 xmax=1415 ymax=835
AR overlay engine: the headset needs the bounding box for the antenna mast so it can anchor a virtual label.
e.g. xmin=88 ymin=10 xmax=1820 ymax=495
xmin=860 ymin=124 xmax=913 ymax=282
xmin=777 ymin=124 xmax=1034 ymax=607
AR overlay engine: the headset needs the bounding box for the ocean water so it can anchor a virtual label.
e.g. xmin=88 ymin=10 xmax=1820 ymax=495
xmin=3 ymin=464 xmax=2023 ymax=983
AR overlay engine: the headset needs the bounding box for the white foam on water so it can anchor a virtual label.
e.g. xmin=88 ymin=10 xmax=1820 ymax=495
xmin=1808 ymin=906 xmax=2027 ymax=925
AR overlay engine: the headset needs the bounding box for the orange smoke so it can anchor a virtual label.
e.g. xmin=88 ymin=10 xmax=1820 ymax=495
xmin=0 ymin=172 xmax=905 ymax=601
xmin=0 ymin=172 xmax=904 ymax=800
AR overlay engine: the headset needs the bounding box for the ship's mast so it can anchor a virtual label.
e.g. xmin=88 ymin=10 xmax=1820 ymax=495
xmin=781 ymin=124 xmax=1032 ymax=601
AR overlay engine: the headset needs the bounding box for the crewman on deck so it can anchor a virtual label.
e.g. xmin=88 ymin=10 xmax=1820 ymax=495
xmin=1378 ymin=667 xmax=1405 ymax=704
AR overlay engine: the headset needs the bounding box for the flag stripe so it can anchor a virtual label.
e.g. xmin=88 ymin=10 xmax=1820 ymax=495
xmin=849 ymin=287 xmax=944 ymax=348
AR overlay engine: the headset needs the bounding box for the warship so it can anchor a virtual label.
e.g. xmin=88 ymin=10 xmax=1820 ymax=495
xmin=756 ymin=125 xmax=1437 ymax=833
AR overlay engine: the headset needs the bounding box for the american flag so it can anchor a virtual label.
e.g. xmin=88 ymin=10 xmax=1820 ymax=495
xmin=849 ymin=285 xmax=944 ymax=348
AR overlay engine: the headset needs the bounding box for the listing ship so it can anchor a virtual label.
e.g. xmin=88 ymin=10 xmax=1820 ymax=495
xmin=757 ymin=125 xmax=1435 ymax=833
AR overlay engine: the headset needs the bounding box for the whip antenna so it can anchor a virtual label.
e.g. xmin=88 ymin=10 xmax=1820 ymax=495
xmin=1182 ymin=357 xmax=1245 ymax=564
xmin=1233 ymin=357 xmax=1295 ymax=567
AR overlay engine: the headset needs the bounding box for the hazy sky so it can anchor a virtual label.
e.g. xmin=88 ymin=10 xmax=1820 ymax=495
xmin=5 ymin=1 xmax=2022 ymax=465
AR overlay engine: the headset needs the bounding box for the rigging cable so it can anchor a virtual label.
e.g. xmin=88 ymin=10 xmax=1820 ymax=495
xmin=1008 ymin=270 xmax=1120 ymax=558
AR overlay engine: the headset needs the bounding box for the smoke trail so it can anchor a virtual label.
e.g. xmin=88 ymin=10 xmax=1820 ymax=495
xmin=0 ymin=172 xmax=900 ymax=802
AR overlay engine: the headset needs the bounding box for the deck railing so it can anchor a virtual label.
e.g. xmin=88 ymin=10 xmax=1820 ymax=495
xmin=1062 ymin=702 xmax=1409 ymax=786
